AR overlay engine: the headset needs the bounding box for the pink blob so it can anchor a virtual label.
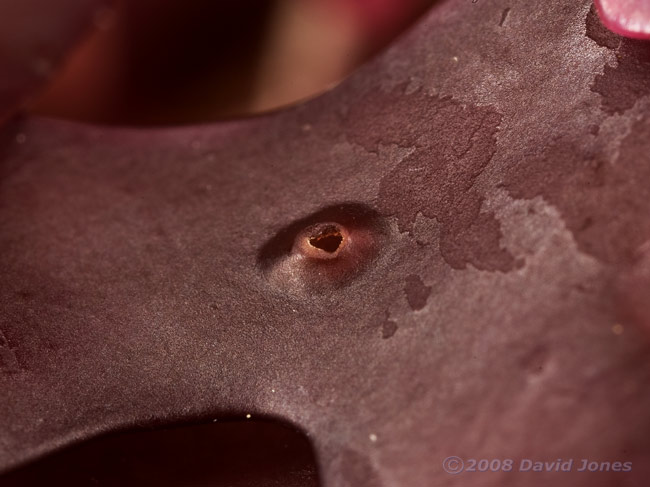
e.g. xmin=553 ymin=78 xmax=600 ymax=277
xmin=595 ymin=0 xmax=650 ymax=39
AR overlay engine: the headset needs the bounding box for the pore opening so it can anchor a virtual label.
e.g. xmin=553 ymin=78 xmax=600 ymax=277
xmin=308 ymin=226 xmax=343 ymax=253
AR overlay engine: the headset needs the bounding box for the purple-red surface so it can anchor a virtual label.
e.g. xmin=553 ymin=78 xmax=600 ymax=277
xmin=1 ymin=1 xmax=650 ymax=486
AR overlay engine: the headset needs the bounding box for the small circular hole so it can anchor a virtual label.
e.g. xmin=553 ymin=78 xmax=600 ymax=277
xmin=308 ymin=225 xmax=343 ymax=253
xmin=296 ymin=222 xmax=348 ymax=260
xmin=257 ymin=203 xmax=387 ymax=292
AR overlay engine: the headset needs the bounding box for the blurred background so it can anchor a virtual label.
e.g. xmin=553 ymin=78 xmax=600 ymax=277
xmin=29 ymin=0 xmax=434 ymax=125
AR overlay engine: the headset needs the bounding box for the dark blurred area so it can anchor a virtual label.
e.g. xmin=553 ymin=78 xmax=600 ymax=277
xmin=29 ymin=0 xmax=434 ymax=125
xmin=0 ymin=420 xmax=320 ymax=486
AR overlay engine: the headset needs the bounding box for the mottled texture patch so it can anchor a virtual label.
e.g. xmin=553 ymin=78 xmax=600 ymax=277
xmin=381 ymin=320 xmax=398 ymax=339
xmin=587 ymin=6 xmax=650 ymax=114
xmin=404 ymin=275 xmax=431 ymax=311
xmin=504 ymin=117 xmax=650 ymax=265
xmin=346 ymin=88 xmax=515 ymax=271
xmin=586 ymin=4 xmax=622 ymax=49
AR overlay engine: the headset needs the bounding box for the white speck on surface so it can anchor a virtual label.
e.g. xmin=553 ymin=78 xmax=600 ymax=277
xmin=246 ymin=414 xmax=251 ymax=419
xmin=452 ymin=56 xmax=459 ymax=62
xmin=369 ymin=433 xmax=378 ymax=442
